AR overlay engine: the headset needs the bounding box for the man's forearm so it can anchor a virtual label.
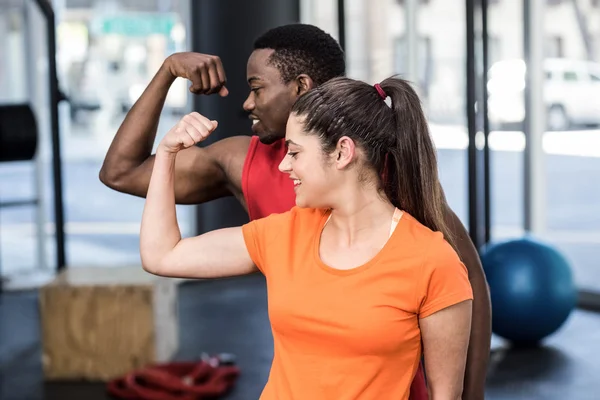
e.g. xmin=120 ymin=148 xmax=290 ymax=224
xmin=443 ymin=207 xmax=491 ymax=400
xmin=463 ymin=271 xmax=491 ymax=400
xmin=100 ymin=62 xmax=175 ymax=185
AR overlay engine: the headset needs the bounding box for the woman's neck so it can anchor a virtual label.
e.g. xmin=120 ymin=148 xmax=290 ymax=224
xmin=326 ymin=186 xmax=396 ymax=246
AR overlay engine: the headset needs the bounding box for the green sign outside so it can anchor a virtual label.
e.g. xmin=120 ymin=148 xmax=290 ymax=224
xmin=100 ymin=14 xmax=177 ymax=37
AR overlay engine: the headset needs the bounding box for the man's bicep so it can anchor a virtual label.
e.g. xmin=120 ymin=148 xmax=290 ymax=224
xmin=172 ymin=135 xmax=250 ymax=205
xmin=420 ymin=300 xmax=472 ymax=399
xmin=172 ymin=145 xmax=230 ymax=204
xmin=207 ymin=135 xmax=252 ymax=196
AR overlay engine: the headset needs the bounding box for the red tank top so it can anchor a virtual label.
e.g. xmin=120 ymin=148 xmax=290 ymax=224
xmin=241 ymin=135 xmax=428 ymax=400
xmin=242 ymin=136 xmax=296 ymax=221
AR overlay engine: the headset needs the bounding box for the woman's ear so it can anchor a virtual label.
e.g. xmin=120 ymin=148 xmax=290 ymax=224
xmin=335 ymin=136 xmax=357 ymax=169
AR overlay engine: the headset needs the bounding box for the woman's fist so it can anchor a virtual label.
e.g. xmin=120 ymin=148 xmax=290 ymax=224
xmin=159 ymin=112 xmax=218 ymax=154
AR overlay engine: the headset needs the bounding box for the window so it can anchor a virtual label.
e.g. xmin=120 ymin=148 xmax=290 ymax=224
xmin=545 ymin=36 xmax=563 ymax=58
xmin=394 ymin=36 xmax=432 ymax=96
xmin=487 ymin=35 xmax=502 ymax=67
xmin=563 ymin=71 xmax=579 ymax=81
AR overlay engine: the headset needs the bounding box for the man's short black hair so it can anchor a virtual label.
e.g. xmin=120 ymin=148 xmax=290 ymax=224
xmin=253 ymin=23 xmax=346 ymax=86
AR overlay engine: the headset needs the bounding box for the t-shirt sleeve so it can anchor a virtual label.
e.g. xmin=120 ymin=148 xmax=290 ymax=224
xmin=416 ymin=233 xmax=474 ymax=319
xmin=241 ymin=210 xmax=292 ymax=276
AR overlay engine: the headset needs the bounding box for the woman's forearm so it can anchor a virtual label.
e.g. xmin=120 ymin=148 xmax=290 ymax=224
xmin=136 ymin=113 xmax=256 ymax=279
xmin=140 ymin=148 xmax=182 ymax=273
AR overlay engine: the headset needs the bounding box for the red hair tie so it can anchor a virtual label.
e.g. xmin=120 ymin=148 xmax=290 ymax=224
xmin=374 ymin=83 xmax=387 ymax=99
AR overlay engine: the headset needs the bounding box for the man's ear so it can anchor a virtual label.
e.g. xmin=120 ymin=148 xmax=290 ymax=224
xmin=295 ymin=74 xmax=315 ymax=96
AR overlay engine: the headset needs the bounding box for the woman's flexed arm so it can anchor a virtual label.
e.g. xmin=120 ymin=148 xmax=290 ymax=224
xmin=140 ymin=113 xmax=257 ymax=278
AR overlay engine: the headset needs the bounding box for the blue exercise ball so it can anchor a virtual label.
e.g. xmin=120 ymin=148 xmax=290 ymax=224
xmin=480 ymin=237 xmax=577 ymax=345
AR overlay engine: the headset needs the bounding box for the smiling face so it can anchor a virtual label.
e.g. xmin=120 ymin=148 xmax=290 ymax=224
xmin=278 ymin=115 xmax=334 ymax=207
xmin=278 ymin=114 xmax=361 ymax=208
xmin=243 ymin=49 xmax=299 ymax=145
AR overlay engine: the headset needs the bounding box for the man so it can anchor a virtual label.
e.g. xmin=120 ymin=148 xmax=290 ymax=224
xmin=100 ymin=24 xmax=490 ymax=400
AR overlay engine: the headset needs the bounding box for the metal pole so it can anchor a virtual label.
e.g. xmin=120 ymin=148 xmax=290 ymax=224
xmin=523 ymin=0 xmax=546 ymax=234
xmin=466 ymin=0 xmax=480 ymax=248
xmin=337 ymin=0 xmax=346 ymax=52
xmin=465 ymin=0 xmax=489 ymax=250
xmin=482 ymin=0 xmax=491 ymax=244
xmin=33 ymin=0 xmax=66 ymax=270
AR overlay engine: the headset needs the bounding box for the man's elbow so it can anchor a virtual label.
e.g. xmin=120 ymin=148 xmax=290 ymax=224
xmin=99 ymin=163 xmax=122 ymax=189
xmin=98 ymin=164 xmax=138 ymax=196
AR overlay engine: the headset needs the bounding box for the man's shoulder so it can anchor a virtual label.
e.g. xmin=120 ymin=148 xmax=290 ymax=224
xmin=214 ymin=135 xmax=286 ymax=165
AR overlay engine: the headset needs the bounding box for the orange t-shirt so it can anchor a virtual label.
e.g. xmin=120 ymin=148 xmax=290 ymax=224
xmin=242 ymin=206 xmax=473 ymax=400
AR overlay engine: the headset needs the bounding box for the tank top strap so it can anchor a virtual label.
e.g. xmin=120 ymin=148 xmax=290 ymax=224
xmin=389 ymin=208 xmax=403 ymax=238
xmin=324 ymin=208 xmax=403 ymax=238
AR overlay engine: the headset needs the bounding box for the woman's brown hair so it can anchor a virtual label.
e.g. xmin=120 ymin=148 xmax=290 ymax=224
xmin=291 ymin=75 xmax=454 ymax=247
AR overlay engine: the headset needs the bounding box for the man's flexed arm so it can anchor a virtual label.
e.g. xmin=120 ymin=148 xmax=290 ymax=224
xmin=99 ymin=52 xmax=238 ymax=205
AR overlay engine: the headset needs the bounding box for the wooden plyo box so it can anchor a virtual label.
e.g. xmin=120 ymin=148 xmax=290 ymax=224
xmin=39 ymin=267 xmax=178 ymax=381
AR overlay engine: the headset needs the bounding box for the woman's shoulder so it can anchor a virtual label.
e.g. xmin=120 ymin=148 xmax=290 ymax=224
xmin=290 ymin=206 xmax=329 ymax=218
xmin=400 ymin=212 xmax=443 ymax=241
xmin=399 ymin=212 xmax=455 ymax=256
xmin=260 ymin=206 xmax=328 ymax=226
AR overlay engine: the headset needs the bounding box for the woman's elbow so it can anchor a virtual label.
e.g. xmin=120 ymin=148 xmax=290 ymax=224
xmin=141 ymin=257 xmax=161 ymax=275
xmin=140 ymin=248 xmax=166 ymax=276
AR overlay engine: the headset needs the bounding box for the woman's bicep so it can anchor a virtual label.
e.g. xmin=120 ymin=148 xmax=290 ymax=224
xmin=154 ymin=227 xmax=258 ymax=279
xmin=420 ymin=300 xmax=472 ymax=400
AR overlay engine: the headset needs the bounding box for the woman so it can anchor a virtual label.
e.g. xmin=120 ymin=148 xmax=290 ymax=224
xmin=140 ymin=76 xmax=473 ymax=400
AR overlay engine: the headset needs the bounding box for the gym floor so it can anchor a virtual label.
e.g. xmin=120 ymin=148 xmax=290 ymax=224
xmin=1 ymin=274 xmax=599 ymax=400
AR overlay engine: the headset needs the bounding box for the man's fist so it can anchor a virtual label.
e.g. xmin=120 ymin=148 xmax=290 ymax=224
xmin=165 ymin=52 xmax=228 ymax=96
xmin=159 ymin=112 xmax=218 ymax=154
